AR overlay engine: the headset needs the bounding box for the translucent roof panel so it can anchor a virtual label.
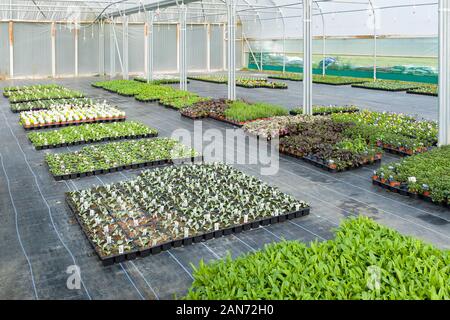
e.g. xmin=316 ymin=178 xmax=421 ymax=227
xmin=0 ymin=0 xmax=438 ymax=38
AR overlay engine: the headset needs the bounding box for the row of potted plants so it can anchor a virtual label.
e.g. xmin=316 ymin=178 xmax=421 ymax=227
xmin=351 ymin=79 xmax=423 ymax=92
xmin=187 ymin=75 xmax=288 ymax=89
xmin=279 ymin=118 xmax=383 ymax=172
xmin=289 ymin=105 xmax=359 ymax=116
xmin=331 ymin=110 xmax=437 ymax=155
xmin=45 ymin=137 xmax=199 ymax=179
xmin=65 ymin=162 xmax=309 ymax=265
xmin=7 ymin=86 xmax=84 ymax=103
xmin=181 ymin=98 xmax=289 ymax=126
xmin=92 ymin=80 xmax=206 ymax=109
xmin=28 ymin=121 xmax=158 ymax=150
xmin=407 ymin=84 xmax=438 ymax=97
xmin=3 ymin=84 xmax=62 ymax=96
xmin=373 ymin=146 xmax=450 ymax=206
xmin=10 ymin=97 xmax=94 ymax=113
xmin=19 ymin=102 xmax=126 ymax=129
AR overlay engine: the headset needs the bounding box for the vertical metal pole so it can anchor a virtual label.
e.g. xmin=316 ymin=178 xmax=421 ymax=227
xmin=222 ymin=23 xmax=226 ymax=70
xmin=227 ymin=0 xmax=236 ymax=100
xmin=123 ymin=16 xmax=129 ymax=80
xmin=51 ymin=22 xmax=56 ymax=78
xmin=206 ymin=23 xmax=211 ymax=72
xmin=282 ymin=22 xmax=286 ymax=73
xmin=110 ymin=22 xmax=115 ymax=77
xmin=179 ymin=4 xmax=187 ymax=91
xmin=74 ymin=23 xmax=78 ymax=77
xmin=8 ymin=21 xmax=13 ymax=78
xmin=146 ymin=11 xmax=154 ymax=82
xmin=303 ymin=0 xmax=313 ymax=115
xmin=99 ymin=23 xmax=105 ymax=75
xmin=439 ymin=0 xmax=450 ymax=146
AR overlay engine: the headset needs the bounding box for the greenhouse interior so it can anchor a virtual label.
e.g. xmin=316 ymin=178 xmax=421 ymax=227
xmin=0 ymin=0 xmax=449 ymax=301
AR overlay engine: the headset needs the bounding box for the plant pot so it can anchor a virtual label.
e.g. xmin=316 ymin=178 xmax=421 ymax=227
xmin=150 ymin=246 xmax=162 ymax=255
xmin=242 ymin=223 xmax=251 ymax=231
xmin=213 ymin=230 xmax=223 ymax=238
xmin=193 ymin=235 xmax=203 ymax=243
xmin=223 ymin=228 xmax=233 ymax=236
xmin=126 ymin=252 xmax=137 ymax=261
xmin=161 ymin=242 xmax=172 ymax=251
xmin=233 ymin=226 xmax=243 ymax=234
xmin=114 ymin=255 xmax=126 ymax=263
xmin=203 ymin=232 xmax=214 ymax=240
xmin=172 ymin=239 xmax=183 ymax=248
xmin=102 ymin=257 xmax=115 ymax=267
xmin=140 ymin=249 xmax=151 ymax=257
xmin=260 ymin=219 xmax=270 ymax=226
xmin=183 ymin=238 xmax=193 ymax=246
xmin=250 ymin=221 xmax=260 ymax=229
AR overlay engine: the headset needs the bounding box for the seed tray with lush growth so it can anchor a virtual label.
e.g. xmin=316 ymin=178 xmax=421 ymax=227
xmin=10 ymin=97 xmax=95 ymax=113
xmin=289 ymin=105 xmax=359 ymax=116
xmin=187 ymin=75 xmax=288 ymax=89
xmin=372 ymin=146 xmax=450 ymax=207
xmin=278 ymin=117 xmax=383 ymax=172
xmin=65 ymin=163 xmax=310 ymax=265
xmin=46 ymin=137 xmax=199 ymax=180
xmin=351 ymin=79 xmax=423 ymax=92
xmin=23 ymin=118 xmax=126 ymax=130
xmin=3 ymin=84 xmax=62 ymax=95
xmin=268 ymin=73 xmax=303 ymax=81
xmin=180 ymin=99 xmax=289 ymax=126
xmin=92 ymin=80 xmax=205 ymax=108
xmin=185 ymin=216 xmax=450 ymax=300
xmin=312 ymin=75 xmax=368 ymax=85
xmin=28 ymin=121 xmax=158 ymax=150
xmin=133 ymin=77 xmax=186 ymax=84
xmin=406 ymin=85 xmax=438 ymax=97
xmin=19 ymin=102 xmax=126 ymax=130
xmin=6 ymin=86 xmax=84 ymax=103
xmin=331 ymin=111 xmax=437 ymax=156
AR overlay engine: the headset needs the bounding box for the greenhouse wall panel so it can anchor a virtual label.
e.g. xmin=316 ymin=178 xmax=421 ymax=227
xmin=0 ymin=22 xmax=9 ymax=78
xmin=104 ymin=25 xmax=111 ymax=74
xmin=78 ymin=24 xmax=99 ymax=75
xmin=154 ymin=24 xmax=177 ymax=72
xmin=13 ymin=23 xmax=52 ymax=77
xmin=210 ymin=25 xmax=223 ymax=70
xmin=56 ymin=25 xmax=75 ymax=76
xmin=187 ymin=25 xmax=207 ymax=70
xmin=113 ymin=25 xmax=124 ymax=74
xmin=128 ymin=24 xmax=145 ymax=74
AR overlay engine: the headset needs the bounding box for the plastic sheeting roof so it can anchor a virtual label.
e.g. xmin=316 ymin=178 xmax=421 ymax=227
xmin=0 ymin=0 xmax=438 ymax=37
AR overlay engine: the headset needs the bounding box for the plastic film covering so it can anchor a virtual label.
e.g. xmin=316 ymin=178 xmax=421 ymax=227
xmin=13 ymin=22 xmax=51 ymax=77
xmin=104 ymin=24 xmax=111 ymax=74
xmin=0 ymin=22 xmax=9 ymax=78
xmin=128 ymin=24 xmax=145 ymax=74
xmin=78 ymin=24 xmax=99 ymax=75
xmin=112 ymin=24 xmax=124 ymax=73
xmin=154 ymin=24 xmax=177 ymax=72
xmin=210 ymin=24 xmax=224 ymax=70
xmin=56 ymin=25 xmax=75 ymax=76
xmin=187 ymin=25 xmax=207 ymax=70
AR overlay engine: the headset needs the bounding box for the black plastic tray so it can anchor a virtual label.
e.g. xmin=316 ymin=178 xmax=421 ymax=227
xmin=66 ymin=196 xmax=310 ymax=266
xmin=33 ymin=133 xmax=158 ymax=150
xmin=52 ymin=155 xmax=204 ymax=181
xmin=23 ymin=118 xmax=126 ymax=130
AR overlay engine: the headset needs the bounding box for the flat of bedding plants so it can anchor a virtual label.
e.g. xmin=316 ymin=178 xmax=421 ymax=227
xmin=66 ymin=163 xmax=309 ymax=265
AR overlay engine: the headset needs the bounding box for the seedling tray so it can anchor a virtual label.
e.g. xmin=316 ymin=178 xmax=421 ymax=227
xmin=9 ymin=96 xmax=85 ymax=104
xmin=279 ymin=147 xmax=382 ymax=173
xmin=406 ymin=90 xmax=438 ymax=97
xmin=22 ymin=117 xmax=126 ymax=130
xmin=32 ymin=132 xmax=158 ymax=150
xmin=268 ymin=76 xmax=302 ymax=82
xmin=372 ymin=178 xmax=449 ymax=209
xmin=351 ymin=84 xmax=421 ymax=92
xmin=66 ymin=196 xmax=310 ymax=266
xmin=51 ymin=155 xmax=204 ymax=181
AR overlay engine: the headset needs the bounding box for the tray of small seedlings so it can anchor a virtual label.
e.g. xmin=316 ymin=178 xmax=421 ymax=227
xmin=10 ymin=97 xmax=94 ymax=113
xmin=331 ymin=111 xmax=437 ymax=156
xmin=3 ymin=84 xmax=62 ymax=96
xmin=312 ymin=75 xmax=368 ymax=86
xmin=65 ymin=163 xmax=310 ymax=265
xmin=28 ymin=121 xmax=158 ymax=150
xmin=133 ymin=76 xmax=184 ymax=85
xmin=372 ymin=146 xmax=450 ymax=208
xmin=6 ymin=86 xmax=84 ymax=103
xmin=278 ymin=118 xmax=383 ymax=173
xmin=181 ymin=99 xmax=289 ymax=127
xmin=406 ymin=84 xmax=438 ymax=97
xmin=19 ymin=102 xmax=126 ymax=130
xmin=187 ymin=75 xmax=288 ymax=89
xmin=45 ymin=137 xmax=200 ymax=181
xmin=289 ymin=105 xmax=359 ymax=116
xmin=268 ymin=73 xmax=303 ymax=82
xmin=351 ymin=79 xmax=423 ymax=92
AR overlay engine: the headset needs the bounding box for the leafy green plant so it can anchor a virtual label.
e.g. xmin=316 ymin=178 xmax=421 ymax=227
xmin=7 ymin=86 xmax=84 ymax=103
xmin=185 ymin=216 xmax=450 ymax=300
xmin=375 ymin=146 xmax=450 ymax=203
xmin=45 ymin=137 xmax=198 ymax=176
xmin=10 ymin=98 xmax=94 ymax=112
xmin=352 ymin=80 xmax=422 ymax=91
xmin=290 ymin=105 xmax=359 ymax=116
xmin=407 ymin=84 xmax=438 ymax=96
xmin=28 ymin=121 xmax=157 ymax=148
xmin=224 ymin=101 xmax=289 ymax=123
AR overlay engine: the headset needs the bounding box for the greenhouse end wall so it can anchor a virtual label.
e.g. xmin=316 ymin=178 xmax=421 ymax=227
xmin=1 ymin=21 xmax=237 ymax=79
